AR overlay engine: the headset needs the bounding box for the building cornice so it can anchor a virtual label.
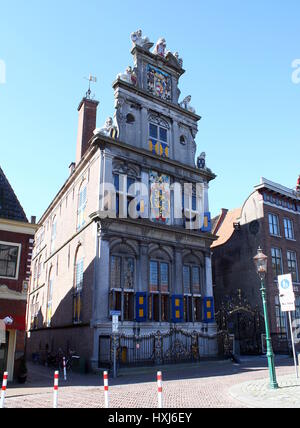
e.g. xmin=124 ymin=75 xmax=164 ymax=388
xmin=0 ymin=285 xmax=27 ymax=301
xmin=92 ymin=134 xmax=216 ymax=182
xmin=0 ymin=218 xmax=38 ymax=235
xmin=113 ymin=78 xmax=201 ymax=121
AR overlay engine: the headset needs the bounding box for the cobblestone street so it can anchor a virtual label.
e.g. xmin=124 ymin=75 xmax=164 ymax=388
xmin=3 ymin=356 xmax=296 ymax=408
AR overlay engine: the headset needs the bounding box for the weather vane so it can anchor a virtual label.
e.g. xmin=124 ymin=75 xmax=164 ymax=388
xmin=84 ymin=74 xmax=97 ymax=99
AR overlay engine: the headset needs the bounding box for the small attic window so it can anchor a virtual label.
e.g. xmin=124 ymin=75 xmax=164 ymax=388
xmin=180 ymin=135 xmax=186 ymax=145
xmin=126 ymin=114 xmax=135 ymax=124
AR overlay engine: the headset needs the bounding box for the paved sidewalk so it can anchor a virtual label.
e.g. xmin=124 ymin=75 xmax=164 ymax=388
xmin=230 ymin=373 xmax=300 ymax=408
xmin=2 ymin=356 xmax=297 ymax=408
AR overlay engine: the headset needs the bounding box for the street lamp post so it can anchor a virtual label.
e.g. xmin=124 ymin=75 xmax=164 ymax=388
xmin=253 ymin=247 xmax=279 ymax=390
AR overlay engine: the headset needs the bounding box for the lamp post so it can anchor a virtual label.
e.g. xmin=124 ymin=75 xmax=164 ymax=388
xmin=253 ymin=247 xmax=278 ymax=389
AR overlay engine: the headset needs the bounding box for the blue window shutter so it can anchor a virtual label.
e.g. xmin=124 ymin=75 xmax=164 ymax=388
xmin=203 ymin=297 xmax=215 ymax=323
xmin=136 ymin=292 xmax=147 ymax=323
xmin=201 ymin=212 xmax=212 ymax=233
xmin=172 ymin=295 xmax=184 ymax=323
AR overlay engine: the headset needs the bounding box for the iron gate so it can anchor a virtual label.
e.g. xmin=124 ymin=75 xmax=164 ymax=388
xmin=99 ymin=328 xmax=217 ymax=368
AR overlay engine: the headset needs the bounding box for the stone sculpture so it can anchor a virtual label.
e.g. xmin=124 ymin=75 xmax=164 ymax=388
xmin=116 ymin=66 xmax=137 ymax=86
xmin=197 ymin=152 xmax=206 ymax=170
xmin=153 ymin=38 xmax=167 ymax=57
xmin=130 ymin=30 xmax=153 ymax=50
xmin=94 ymin=117 xmax=117 ymax=137
xmin=180 ymin=95 xmax=196 ymax=113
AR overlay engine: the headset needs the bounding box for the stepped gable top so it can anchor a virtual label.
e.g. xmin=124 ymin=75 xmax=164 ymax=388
xmin=0 ymin=166 xmax=28 ymax=222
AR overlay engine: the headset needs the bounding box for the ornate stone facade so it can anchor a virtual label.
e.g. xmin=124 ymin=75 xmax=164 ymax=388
xmin=26 ymin=31 xmax=218 ymax=371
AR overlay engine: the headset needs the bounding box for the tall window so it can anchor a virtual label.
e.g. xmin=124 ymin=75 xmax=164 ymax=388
xmin=46 ymin=269 xmax=54 ymax=327
xmin=109 ymin=249 xmax=135 ymax=322
xmin=149 ymin=122 xmax=169 ymax=158
xmin=183 ymin=264 xmax=203 ymax=322
xmin=0 ymin=242 xmax=20 ymax=279
xmin=284 ymin=218 xmax=294 ymax=240
xmin=271 ymin=248 xmax=283 ymax=280
xmin=114 ymin=174 xmax=139 ymax=218
xmin=287 ymin=251 xmax=298 ymax=283
xmin=149 ymin=259 xmax=170 ymax=322
xmin=50 ymin=216 xmax=57 ymax=254
xmin=275 ymin=296 xmax=287 ymax=339
xmin=269 ymin=214 xmax=280 ymax=236
xmin=73 ymin=246 xmax=84 ymax=324
xmin=77 ymin=183 xmax=87 ymax=230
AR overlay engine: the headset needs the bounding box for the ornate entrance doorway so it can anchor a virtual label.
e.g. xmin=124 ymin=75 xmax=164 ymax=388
xmin=216 ymin=290 xmax=265 ymax=356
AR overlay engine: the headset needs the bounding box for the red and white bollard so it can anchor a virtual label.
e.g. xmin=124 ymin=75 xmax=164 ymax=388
xmin=103 ymin=371 xmax=109 ymax=408
xmin=157 ymin=371 xmax=163 ymax=408
xmin=0 ymin=372 xmax=8 ymax=409
xmin=63 ymin=357 xmax=67 ymax=381
xmin=53 ymin=371 xmax=59 ymax=408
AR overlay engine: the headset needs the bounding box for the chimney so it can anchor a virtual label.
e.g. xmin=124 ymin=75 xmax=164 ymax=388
xmin=31 ymin=216 xmax=36 ymax=224
xmin=76 ymin=97 xmax=99 ymax=165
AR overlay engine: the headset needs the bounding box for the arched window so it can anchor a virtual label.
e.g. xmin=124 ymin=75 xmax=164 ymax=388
xmin=183 ymin=254 xmax=204 ymax=323
xmin=149 ymin=248 xmax=171 ymax=322
xmin=73 ymin=245 xmax=84 ymax=324
xmin=77 ymin=182 xmax=87 ymax=231
xmin=50 ymin=216 xmax=57 ymax=254
xmin=46 ymin=267 xmax=54 ymax=327
xmin=109 ymin=243 xmax=135 ymax=321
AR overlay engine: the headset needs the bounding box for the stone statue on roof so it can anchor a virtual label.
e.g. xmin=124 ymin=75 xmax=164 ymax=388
xmin=94 ymin=117 xmax=117 ymax=138
xmin=174 ymin=52 xmax=183 ymax=68
xmin=197 ymin=152 xmax=206 ymax=170
xmin=153 ymin=38 xmax=167 ymax=57
xmin=180 ymin=95 xmax=196 ymax=113
xmin=116 ymin=66 xmax=137 ymax=86
xmin=131 ymin=30 xmax=153 ymax=51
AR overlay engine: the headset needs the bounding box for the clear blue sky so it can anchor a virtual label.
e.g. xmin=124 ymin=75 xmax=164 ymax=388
xmin=1 ymin=0 xmax=299 ymax=220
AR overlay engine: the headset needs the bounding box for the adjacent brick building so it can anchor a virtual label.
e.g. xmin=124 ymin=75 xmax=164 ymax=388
xmin=0 ymin=167 xmax=37 ymax=381
xmin=212 ymin=177 xmax=300 ymax=355
xmin=26 ymin=31 xmax=218 ymax=371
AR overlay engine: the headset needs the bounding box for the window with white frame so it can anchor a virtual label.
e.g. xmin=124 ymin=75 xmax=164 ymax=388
xmin=275 ymin=295 xmax=288 ymax=339
xmin=77 ymin=183 xmax=87 ymax=231
xmin=284 ymin=218 xmax=295 ymax=240
xmin=149 ymin=121 xmax=169 ymax=158
xmin=149 ymin=258 xmax=170 ymax=322
xmin=0 ymin=242 xmax=21 ymax=280
xmin=46 ymin=268 xmax=54 ymax=327
xmin=50 ymin=216 xmax=57 ymax=254
xmin=109 ymin=247 xmax=135 ymax=322
xmin=73 ymin=246 xmax=84 ymax=324
xmin=269 ymin=214 xmax=280 ymax=236
xmin=183 ymin=264 xmax=203 ymax=322
xmin=271 ymin=248 xmax=283 ymax=280
xmin=287 ymin=251 xmax=298 ymax=283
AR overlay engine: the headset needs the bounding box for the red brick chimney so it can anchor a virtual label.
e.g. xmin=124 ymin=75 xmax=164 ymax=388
xmin=76 ymin=97 xmax=99 ymax=165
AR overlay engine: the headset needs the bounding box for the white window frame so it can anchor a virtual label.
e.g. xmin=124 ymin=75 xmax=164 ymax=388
xmin=284 ymin=218 xmax=295 ymax=240
xmin=0 ymin=240 xmax=22 ymax=281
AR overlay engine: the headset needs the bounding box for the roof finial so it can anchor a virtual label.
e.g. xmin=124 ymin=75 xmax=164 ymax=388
xmin=84 ymin=75 xmax=97 ymax=99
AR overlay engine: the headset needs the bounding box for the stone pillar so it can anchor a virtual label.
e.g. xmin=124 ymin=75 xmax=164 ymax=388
xmin=140 ymin=107 xmax=148 ymax=151
xmin=91 ymin=231 xmax=110 ymax=370
xmin=203 ymin=182 xmax=209 ymax=213
xmin=141 ymin=170 xmax=150 ymax=219
xmin=205 ymin=254 xmax=213 ymax=297
xmin=174 ymin=248 xmax=183 ymax=294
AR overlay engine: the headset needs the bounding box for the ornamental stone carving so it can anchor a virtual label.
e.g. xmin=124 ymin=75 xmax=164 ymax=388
xmin=116 ymin=66 xmax=137 ymax=86
xmin=153 ymin=38 xmax=167 ymax=57
xmin=180 ymin=96 xmax=196 ymax=114
xmin=131 ymin=29 xmax=153 ymax=51
xmin=94 ymin=117 xmax=118 ymax=138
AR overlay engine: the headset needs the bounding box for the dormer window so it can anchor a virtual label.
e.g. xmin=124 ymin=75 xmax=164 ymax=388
xmin=149 ymin=122 xmax=169 ymax=158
